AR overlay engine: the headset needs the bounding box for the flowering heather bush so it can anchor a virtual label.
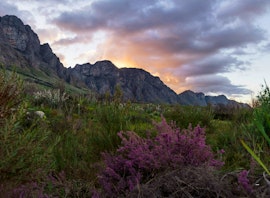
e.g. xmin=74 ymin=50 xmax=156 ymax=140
xmin=98 ymin=117 xmax=223 ymax=197
xmin=238 ymin=170 xmax=253 ymax=195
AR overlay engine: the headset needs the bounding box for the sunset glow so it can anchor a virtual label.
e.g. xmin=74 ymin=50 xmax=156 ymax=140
xmin=1 ymin=0 xmax=270 ymax=103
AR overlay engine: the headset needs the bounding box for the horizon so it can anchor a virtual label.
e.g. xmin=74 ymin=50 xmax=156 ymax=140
xmin=1 ymin=1 xmax=270 ymax=103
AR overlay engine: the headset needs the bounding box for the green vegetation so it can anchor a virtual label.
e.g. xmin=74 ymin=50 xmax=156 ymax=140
xmin=1 ymin=67 xmax=270 ymax=197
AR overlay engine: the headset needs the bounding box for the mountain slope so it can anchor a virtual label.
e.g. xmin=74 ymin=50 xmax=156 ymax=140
xmin=0 ymin=15 xmax=248 ymax=106
xmin=66 ymin=61 xmax=179 ymax=103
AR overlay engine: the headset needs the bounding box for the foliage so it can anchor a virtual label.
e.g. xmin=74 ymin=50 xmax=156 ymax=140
xmin=33 ymin=89 xmax=69 ymax=108
xmin=236 ymin=82 xmax=270 ymax=197
xmin=163 ymin=105 xmax=214 ymax=129
xmin=3 ymin=65 xmax=270 ymax=196
xmin=0 ymin=69 xmax=23 ymax=125
xmin=0 ymin=102 xmax=58 ymax=184
xmin=98 ymin=117 xmax=223 ymax=197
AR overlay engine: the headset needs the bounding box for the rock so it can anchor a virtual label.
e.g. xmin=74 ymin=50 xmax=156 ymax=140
xmin=178 ymin=90 xmax=207 ymax=106
xmin=0 ymin=15 xmax=65 ymax=75
xmin=0 ymin=15 xmax=41 ymax=66
xmin=66 ymin=61 xmax=179 ymax=103
xmin=178 ymin=90 xmax=250 ymax=108
xmin=34 ymin=111 xmax=46 ymax=119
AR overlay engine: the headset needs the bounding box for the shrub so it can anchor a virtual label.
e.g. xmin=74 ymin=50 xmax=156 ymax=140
xmin=237 ymin=170 xmax=253 ymax=195
xmin=33 ymin=89 xmax=69 ymax=108
xmin=0 ymin=112 xmax=57 ymax=183
xmin=240 ymin=82 xmax=270 ymax=175
xmin=0 ymin=68 xmax=23 ymax=125
xmin=98 ymin=117 xmax=223 ymax=197
xmin=163 ymin=105 xmax=214 ymax=129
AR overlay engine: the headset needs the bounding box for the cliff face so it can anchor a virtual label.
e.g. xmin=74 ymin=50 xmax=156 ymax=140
xmin=0 ymin=15 xmax=249 ymax=106
xmin=0 ymin=15 xmax=65 ymax=78
xmin=66 ymin=61 xmax=179 ymax=103
xmin=178 ymin=90 xmax=250 ymax=108
xmin=0 ymin=15 xmax=40 ymax=67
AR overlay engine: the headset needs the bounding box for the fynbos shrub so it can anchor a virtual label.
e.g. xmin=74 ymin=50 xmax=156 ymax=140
xmin=0 ymin=69 xmax=23 ymax=125
xmin=33 ymin=89 xmax=69 ymax=107
xmin=98 ymin=117 xmax=223 ymax=197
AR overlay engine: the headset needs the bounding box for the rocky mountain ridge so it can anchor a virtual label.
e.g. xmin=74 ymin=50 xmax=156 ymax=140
xmin=0 ymin=15 xmax=248 ymax=107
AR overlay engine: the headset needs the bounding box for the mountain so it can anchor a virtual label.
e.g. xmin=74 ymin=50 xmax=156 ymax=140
xmin=178 ymin=90 xmax=250 ymax=108
xmin=0 ymin=15 xmax=249 ymax=107
xmin=0 ymin=15 xmax=67 ymax=88
xmin=65 ymin=61 xmax=179 ymax=103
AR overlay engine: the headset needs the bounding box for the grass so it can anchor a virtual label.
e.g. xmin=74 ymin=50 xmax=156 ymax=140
xmin=1 ymin=68 xmax=270 ymax=197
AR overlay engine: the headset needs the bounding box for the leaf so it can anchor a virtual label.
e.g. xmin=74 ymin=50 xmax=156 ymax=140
xmin=254 ymin=117 xmax=270 ymax=146
xmin=240 ymin=139 xmax=270 ymax=175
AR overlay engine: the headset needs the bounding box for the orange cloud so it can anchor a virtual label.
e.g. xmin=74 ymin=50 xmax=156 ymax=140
xmin=91 ymin=33 xmax=190 ymax=94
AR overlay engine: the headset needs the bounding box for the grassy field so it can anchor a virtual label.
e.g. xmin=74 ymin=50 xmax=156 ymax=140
xmin=1 ymin=70 xmax=270 ymax=197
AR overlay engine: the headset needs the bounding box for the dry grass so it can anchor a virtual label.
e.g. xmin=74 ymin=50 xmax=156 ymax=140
xmin=128 ymin=165 xmax=234 ymax=198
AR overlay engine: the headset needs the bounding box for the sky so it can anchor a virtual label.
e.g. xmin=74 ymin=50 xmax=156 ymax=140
xmin=1 ymin=0 xmax=270 ymax=103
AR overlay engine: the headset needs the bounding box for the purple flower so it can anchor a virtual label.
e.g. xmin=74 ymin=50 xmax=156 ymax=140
xmin=238 ymin=170 xmax=253 ymax=194
xmin=98 ymin=117 xmax=224 ymax=197
xmin=219 ymin=149 xmax=225 ymax=154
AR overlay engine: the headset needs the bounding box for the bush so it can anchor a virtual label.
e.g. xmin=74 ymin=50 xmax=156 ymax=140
xmin=98 ymin=117 xmax=223 ymax=197
xmin=32 ymin=89 xmax=69 ymax=108
xmin=0 ymin=104 xmax=58 ymax=186
xmin=163 ymin=105 xmax=214 ymax=129
xmin=0 ymin=69 xmax=23 ymax=125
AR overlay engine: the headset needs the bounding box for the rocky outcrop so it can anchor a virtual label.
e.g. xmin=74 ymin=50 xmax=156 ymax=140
xmin=0 ymin=15 xmax=41 ymax=67
xmin=178 ymin=90 xmax=207 ymax=106
xmin=40 ymin=43 xmax=66 ymax=78
xmin=178 ymin=90 xmax=250 ymax=108
xmin=0 ymin=15 xmax=65 ymax=78
xmin=66 ymin=61 xmax=179 ymax=103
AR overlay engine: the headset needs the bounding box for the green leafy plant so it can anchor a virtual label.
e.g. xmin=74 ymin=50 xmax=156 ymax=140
xmin=163 ymin=105 xmax=214 ymax=129
xmin=241 ymin=82 xmax=270 ymax=175
xmin=0 ymin=68 xmax=23 ymax=125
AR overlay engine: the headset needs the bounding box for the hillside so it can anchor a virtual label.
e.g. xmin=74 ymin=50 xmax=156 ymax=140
xmin=0 ymin=15 xmax=248 ymax=107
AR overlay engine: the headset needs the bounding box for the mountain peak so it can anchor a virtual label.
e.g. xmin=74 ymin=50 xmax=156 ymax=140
xmin=0 ymin=15 xmax=249 ymax=107
xmin=0 ymin=15 xmax=24 ymax=26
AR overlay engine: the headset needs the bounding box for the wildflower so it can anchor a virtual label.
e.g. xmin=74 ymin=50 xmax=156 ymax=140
xmin=238 ymin=170 xmax=253 ymax=194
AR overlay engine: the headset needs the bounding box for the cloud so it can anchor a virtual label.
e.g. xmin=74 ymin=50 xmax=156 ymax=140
xmin=0 ymin=1 xmax=33 ymax=23
xmin=217 ymin=0 xmax=270 ymax=22
xmin=52 ymin=36 xmax=90 ymax=46
xmin=3 ymin=0 xmax=270 ymax=98
xmin=263 ymin=42 xmax=270 ymax=51
xmin=0 ymin=2 xmax=19 ymax=16
xmin=185 ymin=75 xmax=252 ymax=96
xmin=179 ymin=54 xmax=247 ymax=77
xmin=50 ymin=0 xmax=270 ymax=96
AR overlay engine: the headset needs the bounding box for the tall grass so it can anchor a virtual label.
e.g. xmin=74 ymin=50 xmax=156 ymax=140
xmin=0 ymin=68 xmax=23 ymax=126
xmin=241 ymin=83 xmax=270 ymax=175
xmin=163 ymin=105 xmax=214 ymax=129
